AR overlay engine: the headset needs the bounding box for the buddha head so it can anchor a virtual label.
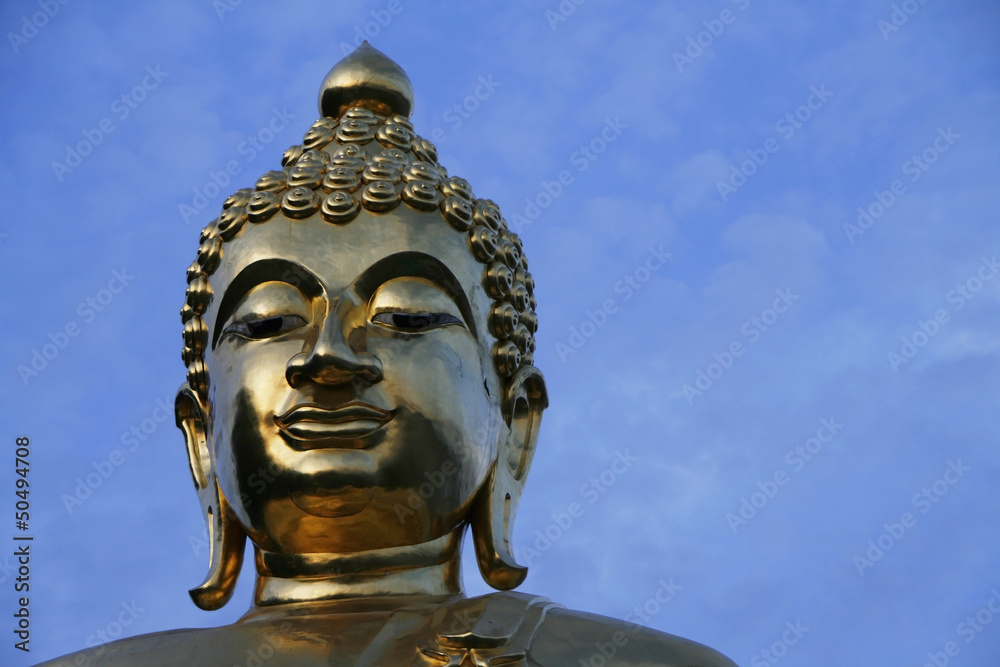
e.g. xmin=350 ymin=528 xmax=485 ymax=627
xmin=174 ymin=43 xmax=547 ymax=611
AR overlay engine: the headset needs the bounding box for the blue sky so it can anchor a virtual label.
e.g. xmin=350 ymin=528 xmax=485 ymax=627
xmin=1 ymin=1 xmax=998 ymax=665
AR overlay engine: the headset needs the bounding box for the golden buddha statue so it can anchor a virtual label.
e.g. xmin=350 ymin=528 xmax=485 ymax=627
xmin=39 ymin=44 xmax=735 ymax=667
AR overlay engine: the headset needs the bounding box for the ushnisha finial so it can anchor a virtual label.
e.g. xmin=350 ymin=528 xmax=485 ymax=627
xmin=318 ymin=41 xmax=415 ymax=119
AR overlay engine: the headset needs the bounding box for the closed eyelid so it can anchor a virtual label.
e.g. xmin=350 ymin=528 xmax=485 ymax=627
xmin=224 ymin=313 xmax=307 ymax=340
xmin=227 ymin=288 xmax=309 ymax=321
xmin=354 ymin=252 xmax=478 ymax=340
xmin=371 ymin=312 xmax=463 ymax=332
xmin=231 ymin=309 xmax=286 ymax=323
xmin=368 ymin=277 xmax=466 ymax=326
xmin=213 ymin=259 xmax=322 ymax=350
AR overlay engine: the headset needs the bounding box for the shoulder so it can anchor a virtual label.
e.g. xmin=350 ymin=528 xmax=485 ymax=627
xmin=426 ymin=590 xmax=735 ymax=666
xmin=528 ymin=604 xmax=737 ymax=667
xmin=34 ymin=593 xmax=736 ymax=667
xmin=32 ymin=620 xmax=309 ymax=667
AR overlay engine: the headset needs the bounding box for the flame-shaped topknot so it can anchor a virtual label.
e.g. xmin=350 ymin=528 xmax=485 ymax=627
xmin=318 ymin=42 xmax=415 ymax=119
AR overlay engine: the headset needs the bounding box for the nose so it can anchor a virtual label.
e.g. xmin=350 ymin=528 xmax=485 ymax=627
xmin=285 ymin=302 xmax=382 ymax=388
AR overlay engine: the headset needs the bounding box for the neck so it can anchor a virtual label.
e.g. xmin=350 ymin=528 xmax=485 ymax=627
xmin=252 ymin=529 xmax=465 ymax=608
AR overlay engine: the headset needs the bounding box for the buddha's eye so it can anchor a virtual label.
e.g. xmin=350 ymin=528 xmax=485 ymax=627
xmin=371 ymin=312 xmax=463 ymax=332
xmin=224 ymin=314 xmax=307 ymax=340
xmin=368 ymin=277 xmax=468 ymax=334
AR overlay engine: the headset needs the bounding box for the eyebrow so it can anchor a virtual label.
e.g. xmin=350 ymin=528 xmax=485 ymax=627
xmin=212 ymin=258 xmax=323 ymax=349
xmin=355 ymin=252 xmax=479 ymax=340
xmin=211 ymin=253 xmax=479 ymax=349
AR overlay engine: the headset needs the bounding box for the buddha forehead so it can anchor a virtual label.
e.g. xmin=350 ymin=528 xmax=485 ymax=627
xmin=202 ymin=207 xmax=494 ymax=333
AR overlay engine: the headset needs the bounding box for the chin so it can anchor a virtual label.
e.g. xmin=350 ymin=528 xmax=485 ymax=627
xmin=291 ymin=486 xmax=375 ymax=518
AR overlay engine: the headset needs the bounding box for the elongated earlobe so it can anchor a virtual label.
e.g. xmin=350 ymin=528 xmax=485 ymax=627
xmin=175 ymin=385 xmax=247 ymax=610
xmin=471 ymin=366 xmax=547 ymax=590
xmin=471 ymin=463 xmax=526 ymax=590
xmin=188 ymin=486 xmax=246 ymax=610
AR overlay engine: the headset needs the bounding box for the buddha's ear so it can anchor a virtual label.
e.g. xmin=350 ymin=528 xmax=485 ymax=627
xmin=500 ymin=365 xmax=547 ymax=482
xmin=471 ymin=366 xmax=547 ymax=590
xmin=176 ymin=384 xmax=212 ymax=492
xmin=175 ymin=384 xmax=246 ymax=611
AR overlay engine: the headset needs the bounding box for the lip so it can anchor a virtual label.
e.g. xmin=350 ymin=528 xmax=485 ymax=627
xmin=274 ymin=402 xmax=394 ymax=447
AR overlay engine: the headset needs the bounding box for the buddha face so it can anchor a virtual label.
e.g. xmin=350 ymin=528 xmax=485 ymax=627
xmin=201 ymin=207 xmax=506 ymax=555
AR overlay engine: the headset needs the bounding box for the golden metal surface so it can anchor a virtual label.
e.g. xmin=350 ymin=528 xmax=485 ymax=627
xmin=38 ymin=43 xmax=735 ymax=666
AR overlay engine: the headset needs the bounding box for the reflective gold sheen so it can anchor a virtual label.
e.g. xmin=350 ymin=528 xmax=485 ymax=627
xmin=39 ymin=43 xmax=736 ymax=666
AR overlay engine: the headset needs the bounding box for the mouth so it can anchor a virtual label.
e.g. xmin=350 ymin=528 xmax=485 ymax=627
xmin=274 ymin=402 xmax=394 ymax=448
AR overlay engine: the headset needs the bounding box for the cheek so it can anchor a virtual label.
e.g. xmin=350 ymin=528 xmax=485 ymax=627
xmin=209 ymin=342 xmax=299 ymax=407
xmin=205 ymin=344 xmax=298 ymax=490
xmin=382 ymin=334 xmax=489 ymax=414
xmin=381 ymin=335 xmax=498 ymax=458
